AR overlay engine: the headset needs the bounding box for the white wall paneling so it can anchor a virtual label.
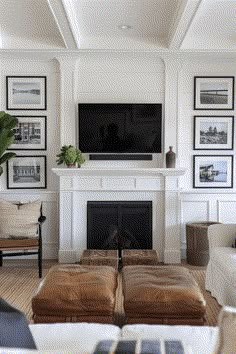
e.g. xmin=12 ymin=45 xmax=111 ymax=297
xmin=0 ymin=57 xmax=60 ymax=259
xmin=180 ymin=192 xmax=236 ymax=257
xmin=164 ymin=57 xmax=182 ymax=155
xmin=0 ymin=57 xmax=61 ymax=192
xmin=57 ymin=57 xmax=77 ymax=146
xmin=178 ymin=58 xmax=236 ymax=192
xmin=75 ymin=53 xmax=165 ymax=169
xmin=0 ymin=51 xmax=235 ymax=260
xmin=178 ymin=58 xmax=236 ymax=259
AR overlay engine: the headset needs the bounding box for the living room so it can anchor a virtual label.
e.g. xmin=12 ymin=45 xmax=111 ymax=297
xmin=0 ymin=0 xmax=236 ymax=352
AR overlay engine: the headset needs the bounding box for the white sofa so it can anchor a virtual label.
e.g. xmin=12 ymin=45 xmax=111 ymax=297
xmin=205 ymin=224 xmax=236 ymax=306
xmin=0 ymin=322 xmax=219 ymax=354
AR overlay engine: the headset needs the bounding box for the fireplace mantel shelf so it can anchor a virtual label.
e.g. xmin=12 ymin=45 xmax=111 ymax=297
xmin=52 ymin=167 xmax=186 ymax=177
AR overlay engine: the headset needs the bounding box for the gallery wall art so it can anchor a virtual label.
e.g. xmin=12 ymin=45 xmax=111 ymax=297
xmin=194 ymin=116 xmax=234 ymax=150
xmin=6 ymin=76 xmax=47 ymax=110
xmin=8 ymin=116 xmax=47 ymax=151
xmin=7 ymin=155 xmax=47 ymax=189
xmin=194 ymin=76 xmax=234 ymax=110
xmin=193 ymin=155 xmax=233 ymax=189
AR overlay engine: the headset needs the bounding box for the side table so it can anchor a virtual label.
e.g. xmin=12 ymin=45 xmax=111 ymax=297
xmin=186 ymin=222 xmax=221 ymax=266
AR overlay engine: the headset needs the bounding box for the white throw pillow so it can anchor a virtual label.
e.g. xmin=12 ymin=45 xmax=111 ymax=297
xmin=0 ymin=200 xmax=41 ymax=238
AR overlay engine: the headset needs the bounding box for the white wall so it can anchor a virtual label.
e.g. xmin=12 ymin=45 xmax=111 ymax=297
xmin=0 ymin=52 xmax=235 ymax=259
xmin=60 ymin=53 xmax=165 ymax=168
xmin=0 ymin=57 xmax=60 ymax=259
xmin=178 ymin=58 xmax=236 ymax=257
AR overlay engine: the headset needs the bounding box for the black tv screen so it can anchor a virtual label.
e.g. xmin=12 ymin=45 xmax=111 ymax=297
xmin=78 ymin=103 xmax=162 ymax=153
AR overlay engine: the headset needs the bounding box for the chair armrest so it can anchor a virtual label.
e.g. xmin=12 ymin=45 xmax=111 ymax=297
xmin=38 ymin=215 xmax=46 ymax=224
xmin=208 ymin=224 xmax=236 ymax=251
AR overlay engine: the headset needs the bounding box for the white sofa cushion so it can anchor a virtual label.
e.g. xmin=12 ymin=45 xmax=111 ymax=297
xmin=211 ymin=247 xmax=236 ymax=286
xmin=121 ymin=324 xmax=219 ymax=354
xmin=0 ymin=350 xmax=78 ymax=354
xmin=0 ymin=200 xmax=41 ymax=238
xmin=0 ymin=323 xmax=219 ymax=354
xmin=29 ymin=323 xmax=121 ymax=353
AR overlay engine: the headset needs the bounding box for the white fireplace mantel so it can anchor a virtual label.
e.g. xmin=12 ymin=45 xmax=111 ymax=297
xmin=52 ymin=167 xmax=186 ymax=178
xmin=52 ymin=167 xmax=186 ymax=264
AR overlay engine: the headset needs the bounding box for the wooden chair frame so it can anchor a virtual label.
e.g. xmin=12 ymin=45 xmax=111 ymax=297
xmin=0 ymin=204 xmax=46 ymax=278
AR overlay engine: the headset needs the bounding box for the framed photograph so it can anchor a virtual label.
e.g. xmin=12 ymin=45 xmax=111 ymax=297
xmin=193 ymin=155 xmax=233 ymax=188
xmin=8 ymin=116 xmax=47 ymax=150
xmin=194 ymin=76 xmax=234 ymax=110
xmin=7 ymin=156 xmax=47 ymax=189
xmin=194 ymin=116 xmax=234 ymax=150
xmin=6 ymin=76 xmax=47 ymax=110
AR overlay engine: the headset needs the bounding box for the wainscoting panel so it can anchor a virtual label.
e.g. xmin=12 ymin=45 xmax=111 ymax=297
xmin=180 ymin=198 xmax=209 ymax=257
xmin=180 ymin=192 xmax=236 ymax=258
xmin=218 ymin=200 xmax=236 ymax=224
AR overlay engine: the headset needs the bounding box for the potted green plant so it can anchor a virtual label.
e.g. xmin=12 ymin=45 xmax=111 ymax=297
xmin=0 ymin=111 xmax=18 ymax=176
xmin=56 ymin=145 xmax=85 ymax=168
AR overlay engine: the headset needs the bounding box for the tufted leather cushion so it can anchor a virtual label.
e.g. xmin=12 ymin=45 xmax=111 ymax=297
xmin=122 ymin=249 xmax=159 ymax=266
xmin=122 ymin=265 xmax=206 ymax=324
xmin=32 ymin=265 xmax=117 ymax=322
xmin=0 ymin=200 xmax=41 ymax=238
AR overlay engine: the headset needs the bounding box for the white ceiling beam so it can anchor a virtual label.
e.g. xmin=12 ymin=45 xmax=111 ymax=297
xmin=47 ymin=0 xmax=78 ymax=49
xmin=167 ymin=0 xmax=203 ymax=50
xmin=61 ymin=0 xmax=81 ymax=49
xmin=0 ymin=25 xmax=2 ymax=49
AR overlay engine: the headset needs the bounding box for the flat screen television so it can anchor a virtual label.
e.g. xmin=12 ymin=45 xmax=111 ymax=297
xmin=78 ymin=103 xmax=162 ymax=153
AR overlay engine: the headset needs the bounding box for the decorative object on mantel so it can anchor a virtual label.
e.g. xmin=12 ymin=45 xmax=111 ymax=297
xmin=165 ymin=146 xmax=176 ymax=168
xmin=56 ymin=145 xmax=85 ymax=168
xmin=0 ymin=111 xmax=18 ymax=176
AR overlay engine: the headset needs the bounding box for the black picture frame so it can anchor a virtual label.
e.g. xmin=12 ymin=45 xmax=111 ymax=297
xmin=194 ymin=76 xmax=234 ymax=110
xmin=6 ymin=76 xmax=47 ymax=110
xmin=193 ymin=155 xmax=233 ymax=188
xmin=7 ymin=116 xmax=47 ymax=151
xmin=7 ymin=155 xmax=47 ymax=189
xmin=194 ymin=116 xmax=234 ymax=150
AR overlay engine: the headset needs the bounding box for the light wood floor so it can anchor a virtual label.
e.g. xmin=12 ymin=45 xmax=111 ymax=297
xmin=0 ymin=259 xmax=221 ymax=326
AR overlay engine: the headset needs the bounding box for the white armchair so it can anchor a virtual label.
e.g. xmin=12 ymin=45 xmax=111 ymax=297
xmin=205 ymin=224 xmax=236 ymax=306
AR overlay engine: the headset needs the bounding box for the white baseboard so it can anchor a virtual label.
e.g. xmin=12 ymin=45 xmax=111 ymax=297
xmin=164 ymin=249 xmax=181 ymax=264
xmin=58 ymin=250 xmax=77 ymax=263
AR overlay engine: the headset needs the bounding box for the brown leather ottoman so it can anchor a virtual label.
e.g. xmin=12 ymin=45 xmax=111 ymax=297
xmin=80 ymin=249 xmax=119 ymax=270
xmin=121 ymin=249 xmax=159 ymax=266
xmin=122 ymin=265 xmax=206 ymax=325
xmin=32 ymin=264 xmax=117 ymax=324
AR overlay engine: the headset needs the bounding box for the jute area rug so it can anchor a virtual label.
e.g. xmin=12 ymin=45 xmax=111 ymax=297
xmin=0 ymin=260 xmax=221 ymax=326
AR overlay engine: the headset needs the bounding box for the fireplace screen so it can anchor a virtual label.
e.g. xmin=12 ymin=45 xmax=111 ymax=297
xmin=87 ymin=201 xmax=152 ymax=251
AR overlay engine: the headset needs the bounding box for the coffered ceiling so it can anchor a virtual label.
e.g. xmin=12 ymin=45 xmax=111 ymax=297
xmin=0 ymin=0 xmax=235 ymax=51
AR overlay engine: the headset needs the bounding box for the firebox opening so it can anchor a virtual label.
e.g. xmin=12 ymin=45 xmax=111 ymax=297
xmin=87 ymin=201 xmax=152 ymax=257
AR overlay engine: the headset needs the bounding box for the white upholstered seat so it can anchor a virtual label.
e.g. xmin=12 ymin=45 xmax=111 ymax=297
xmin=205 ymin=224 xmax=236 ymax=306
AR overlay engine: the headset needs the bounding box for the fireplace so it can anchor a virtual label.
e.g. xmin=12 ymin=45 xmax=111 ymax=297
xmin=87 ymin=201 xmax=152 ymax=254
xmin=52 ymin=166 xmax=186 ymax=264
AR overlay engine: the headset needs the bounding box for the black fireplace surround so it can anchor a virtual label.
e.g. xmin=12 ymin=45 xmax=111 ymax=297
xmin=87 ymin=201 xmax=152 ymax=253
